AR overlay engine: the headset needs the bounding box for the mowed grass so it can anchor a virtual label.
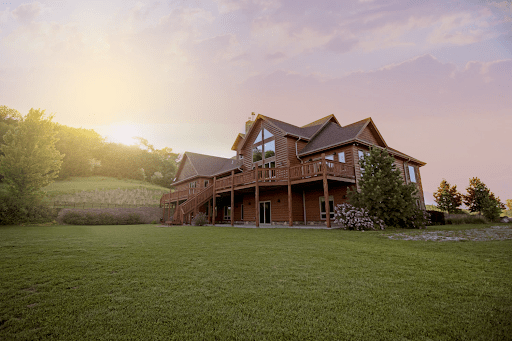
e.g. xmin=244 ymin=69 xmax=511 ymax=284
xmin=0 ymin=225 xmax=511 ymax=340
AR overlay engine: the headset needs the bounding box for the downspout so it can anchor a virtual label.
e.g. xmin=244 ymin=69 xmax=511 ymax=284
xmin=295 ymin=137 xmax=303 ymax=164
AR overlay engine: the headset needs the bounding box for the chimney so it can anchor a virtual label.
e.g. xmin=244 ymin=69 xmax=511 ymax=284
xmin=245 ymin=112 xmax=255 ymax=134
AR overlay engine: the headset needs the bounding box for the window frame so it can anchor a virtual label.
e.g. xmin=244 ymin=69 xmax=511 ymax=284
xmin=204 ymin=180 xmax=209 ymax=187
xmin=252 ymin=125 xmax=276 ymax=167
xmin=319 ymin=195 xmax=334 ymax=220
xmin=338 ymin=152 xmax=345 ymax=163
xmin=223 ymin=206 xmax=231 ymax=220
xmin=408 ymin=165 xmax=417 ymax=183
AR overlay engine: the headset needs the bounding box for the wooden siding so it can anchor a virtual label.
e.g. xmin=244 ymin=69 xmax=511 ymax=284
xmin=358 ymin=125 xmax=380 ymax=145
xmin=287 ymin=137 xmax=308 ymax=166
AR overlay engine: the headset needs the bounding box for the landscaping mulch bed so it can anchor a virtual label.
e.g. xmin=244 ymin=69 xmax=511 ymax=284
xmin=387 ymin=225 xmax=512 ymax=242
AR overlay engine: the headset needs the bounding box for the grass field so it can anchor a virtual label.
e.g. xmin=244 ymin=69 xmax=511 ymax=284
xmin=39 ymin=177 xmax=169 ymax=208
xmin=1 ymin=224 xmax=511 ymax=340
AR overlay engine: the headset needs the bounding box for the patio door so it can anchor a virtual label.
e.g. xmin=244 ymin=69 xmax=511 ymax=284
xmin=259 ymin=201 xmax=271 ymax=224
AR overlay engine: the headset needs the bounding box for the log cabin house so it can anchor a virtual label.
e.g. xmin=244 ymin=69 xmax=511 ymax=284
xmin=161 ymin=114 xmax=426 ymax=227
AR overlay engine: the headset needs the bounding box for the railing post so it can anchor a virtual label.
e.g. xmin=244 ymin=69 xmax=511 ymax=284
xmin=212 ymin=176 xmax=216 ymax=226
xmin=322 ymin=153 xmax=331 ymax=228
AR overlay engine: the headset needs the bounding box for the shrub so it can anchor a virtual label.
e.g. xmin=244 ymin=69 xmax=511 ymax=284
xmin=0 ymin=193 xmax=59 ymax=225
xmin=445 ymin=214 xmax=488 ymax=225
xmin=57 ymin=207 xmax=161 ymax=225
xmin=427 ymin=210 xmax=445 ymax=225
xmin=333 ymin=203 xmax=385 ymax=231
xmin=191 ymin=212 xmax=208 ymax=226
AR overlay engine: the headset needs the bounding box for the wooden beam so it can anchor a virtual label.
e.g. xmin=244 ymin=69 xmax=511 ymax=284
xmin=231 ymin=170 xmax=234 ymax=226
xmin=212 ymin=176 xmax=216 ymax=226
xmin=207 ymin=199 xmax=211 ymax=224
xmin=322 ymin=153 xmax=331 ymax=228
xmin=288 ymin=165 xmax=293 ymax=227
xmin=255 ymin=168 xmax=260 ymax=227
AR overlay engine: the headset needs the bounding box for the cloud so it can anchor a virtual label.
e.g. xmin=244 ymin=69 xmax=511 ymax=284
xmin=324 ymin=36 xmax=358 ymax=54
xmin=11 ymin=2 xmax=42 ymax=23
xmin=266 ymin=51 xmax=286 ymax=60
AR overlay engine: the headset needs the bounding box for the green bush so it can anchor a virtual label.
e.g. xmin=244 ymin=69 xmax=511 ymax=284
xmin=427 ymin=210 xmax=445 ymax=225
xmin=191 ymin=212 xmax=208 ymax=226
xmin=446 ymin=214 xmax=487 ymax=225
xmin=0 ymin=193 xmax=58 ymax=225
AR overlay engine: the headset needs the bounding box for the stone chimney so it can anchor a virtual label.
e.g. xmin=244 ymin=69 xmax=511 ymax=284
xmin=245 ymin=112 xmax=255 ymax=134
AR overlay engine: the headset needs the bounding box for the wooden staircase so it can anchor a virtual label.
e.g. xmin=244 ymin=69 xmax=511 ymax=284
xmin=167 ymin=184 xmax=214 ymax=225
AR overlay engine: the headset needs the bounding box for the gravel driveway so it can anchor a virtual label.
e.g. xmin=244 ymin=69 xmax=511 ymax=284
xmin=387 ymin=225 xmax=512 ymax=241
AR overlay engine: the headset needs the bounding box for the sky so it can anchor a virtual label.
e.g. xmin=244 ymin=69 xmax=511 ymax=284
xmin=0 ymin=0 xmax=511 ymax=205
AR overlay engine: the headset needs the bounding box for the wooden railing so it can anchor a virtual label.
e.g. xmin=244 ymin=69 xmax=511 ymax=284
xmin=169 ymin=184 xmax=214 ymax=224
xmin=162 ymin=161 xmax=355 ymax=206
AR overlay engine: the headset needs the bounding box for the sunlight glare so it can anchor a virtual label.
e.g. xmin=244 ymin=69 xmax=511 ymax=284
xmin=106 ymin=123 xmax=141 ymax=146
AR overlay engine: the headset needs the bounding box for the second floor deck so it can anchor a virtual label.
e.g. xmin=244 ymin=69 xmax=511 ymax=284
xmin=161 ymin=160 xmax=355 ymax=204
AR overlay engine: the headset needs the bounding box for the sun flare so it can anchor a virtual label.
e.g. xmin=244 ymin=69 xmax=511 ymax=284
xmin=106 ymin=123 xmax=141 ymax=146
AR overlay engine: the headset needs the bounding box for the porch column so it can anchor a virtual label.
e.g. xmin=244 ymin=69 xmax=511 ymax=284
xmin=322 ymin=153 xmax=331 ymax=228
xmin=231 ymin=170 xmax=235 ymax=226
xmin=212 ymin=176 xmax=216 ymax=226
xmin=255 ymin=168 xmax=260 ymax=227
xmin=287 ymin=165 xmax=293 ymax=226
xmin=162 ymin=202 xmax=166 ymax=222
xmin=208 ymin=199 xmax=211 ymax=224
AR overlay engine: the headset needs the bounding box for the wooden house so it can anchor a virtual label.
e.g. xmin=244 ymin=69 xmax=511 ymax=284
xmin=161 ymin=114 xmax=426 ymax=227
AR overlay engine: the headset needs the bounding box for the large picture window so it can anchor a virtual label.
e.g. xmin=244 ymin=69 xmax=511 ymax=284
xmin=264 ymin=140 xmax=275 ymax=158
xmin=253 ymin=145 xmax=263 ymax=162
xmin=319 ymin=196 xmax=334 ymax=220
xmin=253 ymin=126 xmax=276 ymax=165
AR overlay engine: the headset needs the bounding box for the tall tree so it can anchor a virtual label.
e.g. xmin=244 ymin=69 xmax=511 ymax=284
xmin=0 ymin=108 xmax=63 ymax=200
xmin=348 ymin=147 xmax=425 ymax=228
xmin=463 ymin=177 xmax=505 ymax=215
xmin=433 ymin=179 xmax=462 ymax=213
xmin=507 ymin=199 xmax=512 ymax=211
xmin=54 ymin=124 xmax=104 ymax=179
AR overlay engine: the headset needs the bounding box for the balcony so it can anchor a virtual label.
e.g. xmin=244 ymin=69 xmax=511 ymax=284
xmin=161 ymin=160 xmax=355 ymax=205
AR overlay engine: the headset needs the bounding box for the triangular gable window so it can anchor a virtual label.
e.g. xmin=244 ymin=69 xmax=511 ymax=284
xmin=263 ymin=128 xmax=273 ymax=139
xmin=255 ymin=131 xmax=263 ymax=143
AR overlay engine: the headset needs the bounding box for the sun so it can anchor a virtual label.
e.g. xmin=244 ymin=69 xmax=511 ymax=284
xmin=107 ymin=123 xmax=141 ymax=146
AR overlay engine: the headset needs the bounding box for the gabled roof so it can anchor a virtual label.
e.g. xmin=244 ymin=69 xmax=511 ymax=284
xmin=300 ymin=114 xmax=340 ymax=128
xmin=231 ymin=133 xmax=245 ymax=151
xmin=173 ymin=152 xmax=242 ymax=185
xmin=298 ymin=120 xmax=367 ymax=156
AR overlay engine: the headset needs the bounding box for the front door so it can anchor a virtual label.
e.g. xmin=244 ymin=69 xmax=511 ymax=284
xmin=259 ymin=201 xmax=271 ymax=224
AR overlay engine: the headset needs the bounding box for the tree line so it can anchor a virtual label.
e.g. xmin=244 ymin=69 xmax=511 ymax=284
xmin=0 ymin=106 xmax=179 ymax=187
xmin=433 ymin=178 xmax=508 ymax=221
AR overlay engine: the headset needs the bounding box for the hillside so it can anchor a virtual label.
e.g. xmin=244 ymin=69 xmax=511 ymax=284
xmin=41 ymin=177 xmax=169 ymax=208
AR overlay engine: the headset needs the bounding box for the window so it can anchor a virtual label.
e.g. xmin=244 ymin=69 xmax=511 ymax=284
xmin=253 ymin=125 xmax=276 ymax=165
xmin=241 ymin=204 xmax=244 ymax=220
xmin=204 ymin=180 xmax=209 ymax=187
xmin=253 ymin=145 xmax=263 ymax=162
xmin=325 ymin=154 xmax=334 ymax=161
xmin=319 ymin=196 xmax=334 ymax=220
xmin=358 ymin=150 xmax=368 ymax=173
xmin=264 ymin=161 xmax=276 ymax=168
xmin=189 ymin=181 xmax=197 ymax=188
xmin=255 ymin=130 xmax=263 ymax=143
xmin=408 ymin=165 xmax=416 ymax=183
xmin=224 ymin=206 xmax=231 ymax=220
xmin=338 ymin=152 xmax=345 ymax=163
xmin=264 ymin=140 xmax=275 ymax=158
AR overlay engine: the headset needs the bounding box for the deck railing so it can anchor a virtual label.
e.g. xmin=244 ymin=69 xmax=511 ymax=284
xmin=163 ymin=160 xmax=355 ymax=205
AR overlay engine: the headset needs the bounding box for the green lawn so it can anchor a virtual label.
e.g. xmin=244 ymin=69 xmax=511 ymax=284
xmin=0 ymin=225 xmax=510 ymax=340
